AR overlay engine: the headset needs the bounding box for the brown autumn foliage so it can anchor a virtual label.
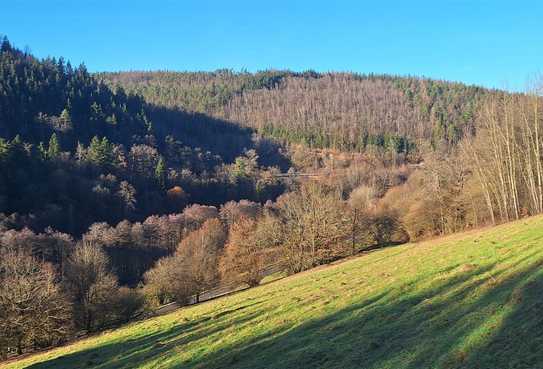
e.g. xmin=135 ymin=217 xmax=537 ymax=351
xmin=220 ymin=215 xmax=281 ymax=287
xmin=143 ymin=218 xmax=227 ymax=305
xmin=182 ymin=204 xmax=219 ymax=231
xmin=176 ymin=218 xmax=227 ymax=302
xmin=377 ymin=148 xmax=488 ymax=240
xmin=219 ymin=200 xmax=262 ymax=228
xmin=348 ymin=185 xmax=408 ymax=250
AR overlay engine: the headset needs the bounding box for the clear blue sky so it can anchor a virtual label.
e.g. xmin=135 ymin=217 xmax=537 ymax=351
xmin=3 ymin=0 xmax=542 ymax=91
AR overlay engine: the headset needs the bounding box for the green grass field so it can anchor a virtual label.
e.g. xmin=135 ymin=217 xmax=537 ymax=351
xmin=3 ymin=216 xmax=543 ymax=369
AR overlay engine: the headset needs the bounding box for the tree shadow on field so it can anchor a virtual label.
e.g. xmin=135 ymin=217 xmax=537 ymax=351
xmin=27 ymin=249 xmax=543 ymax=369
xmin=185 ymin=251 xmax=543 ymax=369
xmin=25 ymin=301 xmax=266 ymax=369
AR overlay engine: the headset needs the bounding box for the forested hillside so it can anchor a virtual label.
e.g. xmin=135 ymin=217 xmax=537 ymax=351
xmin=100 ymin=70 xmax=493 ymax=151
xmin=0 ymin=37 xmax=287 ymax=236
xmin=2 ymin=36 xmax=543 ymax=362
xmin=0 ymin=38 xmax=292 ymax=356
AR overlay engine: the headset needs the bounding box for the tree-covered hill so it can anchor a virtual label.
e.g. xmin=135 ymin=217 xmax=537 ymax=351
xmin=0 ymin=37 xmax=288 ymax=235
xmin=100 ymin=70 xmax=495 ymax=151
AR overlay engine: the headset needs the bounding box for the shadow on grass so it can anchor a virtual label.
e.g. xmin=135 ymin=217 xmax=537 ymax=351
xmin=187 ymin=255 xmax=543 ymax=369
xmin=25 ymin=301 xmax=266 ymax=369
xmin=27 ymin=250 xmax=543 ymax=369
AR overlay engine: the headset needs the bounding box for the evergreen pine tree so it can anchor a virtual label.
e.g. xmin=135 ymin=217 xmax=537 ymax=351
xmin=0 ymin=138 xmax=10 ymax=162
xmin=37 ymin=142 xmax=47 ymax=160
xmin=155 ymin=157 xmax=166 ymax=189
xmin=47 ymin=133 xmax=60 ymax=159
xmin=59 ymin=108 xmax=72 ymax=129
xmin=87 ymin=136 xmax=114 ymax=167
xmin=87 ymin=136 xmax=102 ymax=164
xmin=75 ymin=142 xmax=86 ymax=162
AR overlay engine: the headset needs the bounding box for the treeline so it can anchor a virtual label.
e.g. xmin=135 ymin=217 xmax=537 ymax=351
xmin=101 ymin=70 xmax=493 ymax=151
xmin=98 ymin=69 xmax=290 ymax=114
xmin=143 ymin=183 xmax=409 ymax=306
xmin=0 ymin=38 xmax=149 ymax=148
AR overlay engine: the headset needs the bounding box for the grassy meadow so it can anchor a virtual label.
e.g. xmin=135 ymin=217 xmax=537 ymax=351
xmin=3 ymin=216 xmax=543 ymax=369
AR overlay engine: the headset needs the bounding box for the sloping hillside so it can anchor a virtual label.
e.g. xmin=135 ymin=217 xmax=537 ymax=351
xmin=0 ymin=39 xmax=289 ymax=236
xmin=100 ymin=71 xmax=493 ymax=150
xmin=3 ymin=216 xmax=543 ymax=369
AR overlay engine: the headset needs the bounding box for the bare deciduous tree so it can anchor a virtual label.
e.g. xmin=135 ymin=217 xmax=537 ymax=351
xmin=0 ymin=250 xmax=71 ymax=357
xmin=63 ymin=240 xmax=118 ymax=331
xmin=462 ymin=88 xmax=543 ymax=223
xmin=277 ymin=182 xmax=350 ymax=273
xmin=143 ymin=256 xmax=192 ymax=306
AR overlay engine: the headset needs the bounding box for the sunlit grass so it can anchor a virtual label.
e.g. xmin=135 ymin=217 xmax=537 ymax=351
xmin=3 ymin=216 xmax=543 ymax=369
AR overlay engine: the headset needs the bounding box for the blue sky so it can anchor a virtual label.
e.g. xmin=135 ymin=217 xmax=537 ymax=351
xmin=3 ymin=0 xmax=542 ymax=91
